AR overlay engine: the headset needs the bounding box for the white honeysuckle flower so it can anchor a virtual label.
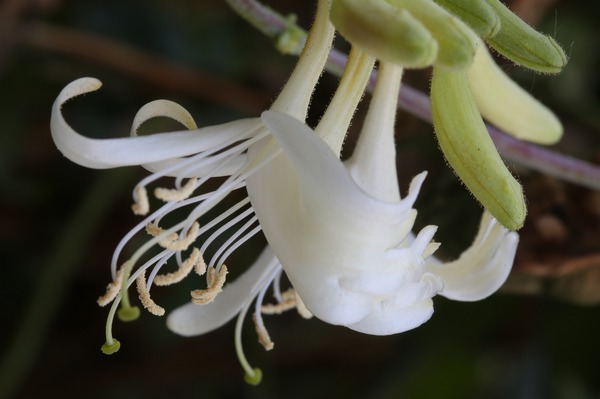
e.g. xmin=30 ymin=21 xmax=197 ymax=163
xmin=169 ymin=63 xmax=519 ymax=339
xmin=50 ymin=0 xmax=519 ymax=383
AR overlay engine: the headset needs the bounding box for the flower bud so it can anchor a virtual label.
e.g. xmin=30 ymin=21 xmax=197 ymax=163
xmin=331 ymin=0 xmax=437 ymax=67
xmin=386 ymin=0 xmax=478 ymax=70
xmin=467 ymin=39 xmax=563 ymax=144
xmin=433 ymin=0 xmax=501 ymax=39
xmin=431 ymin=67 xmax=526 ymax=230
xmin=483 ymin=0 xmax=567 ymax=74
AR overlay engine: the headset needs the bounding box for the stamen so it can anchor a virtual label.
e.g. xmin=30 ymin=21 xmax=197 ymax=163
xmin=260 ymin=288 xmax=313 ymax=319
xmin=272 ymin=269 xmax=284 ymax=303
xmin=253 ymin=273 xmax=276 ymax=351
xmin=252 ymin=313 xmax=274 ymax=351
xmin=154 ymin=178 xmax=198 ymax=202
xmin=208 ymin=216 xmax=259 ymax=270
xmin=131 ymin=186 xmax=149 ymax=215
xmin=190 ymin=265 xmax=228 ymax=304
xmin=261 ymin=288 xmax=297 ymax=314
xmin=135 ymin=270 xmax=165 ymax=316
xmin=97 ymin=267 xmax=125 ymax=307
xmin=145 ymin=223 xmax=177 ymax=241
xmin=154 ymin=247 xmax=205 ymax=286
xmin=158 ymin=221 xmax=200 ymax=251
xmin=194 ymin=253 xmax=208 ymax=276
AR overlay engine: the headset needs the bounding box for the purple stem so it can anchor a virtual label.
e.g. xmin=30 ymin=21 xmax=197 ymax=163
xmin=228 ymin=0 xmax=600 ymax=190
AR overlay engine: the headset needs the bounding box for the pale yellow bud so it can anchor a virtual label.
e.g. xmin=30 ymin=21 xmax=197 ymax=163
xmin=467 ymin=39 xmax=563 ymax=144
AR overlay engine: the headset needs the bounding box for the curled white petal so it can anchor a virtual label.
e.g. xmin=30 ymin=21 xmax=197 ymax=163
xmin=426 ymin=212 xmax=519 ymax=301
xmin=50 ymin=77 xmax=262 ymax=170
xmin=249 ymin=111 xmax=440 ymax=335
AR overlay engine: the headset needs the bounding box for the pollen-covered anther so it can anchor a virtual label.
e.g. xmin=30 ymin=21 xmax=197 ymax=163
xmin=136 ymin=270 xmax=165 ymax=316
xmin=97 ymin=266 xmax=125 ymax=307
xmin=154 ymin=178 xmax=198 ymax=203
xmin=131 ymin=186 xmax=149 ymax=215
xmin=260 ymin=288 xmax=297 ymax=315
xmin=190 ymin=265 xmax=228 ymax=304
xmin=252 ymin=313 xmax=274 ymax=351
xmin=158 ymin=222 xmax=200 ymax=251
xmin=260 ymin=288 xmax=313 ymax=319
xmin=154 ymin=247 xmax=205 ymax=286
xmin=145 ymin=223 xmax=177 ymax=241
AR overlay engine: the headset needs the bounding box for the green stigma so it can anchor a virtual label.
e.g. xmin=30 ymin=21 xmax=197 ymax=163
xmin=244 ymin=368 xmax=263 ymax=386
xmin=117 ymin=305 xmax=140 ymax=322
xmin=101 ymin=339 xmax=121 ymax=355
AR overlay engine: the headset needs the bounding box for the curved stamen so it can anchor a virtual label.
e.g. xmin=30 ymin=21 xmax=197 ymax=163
xmin=153 ymin=247 xmax=205 ymax=286
xmin=214 ymin=224 xmax=262 ymax=276
xmin=200 ymin=206 xmax=255 ymax=256
xmin=110 ymin=191 xmax=211 ymax=278
xmin=207 ymin=214 xmax=258 ymax=270
xmin=253 ymin=278 xmax=275 ymax=350
xmin=136 ymin=269 xmax=165 ymax=316
xmin=190 ymin=265 xmax=228 ymax=304
xmin=155 ymin=178 xmax=198 ymax=202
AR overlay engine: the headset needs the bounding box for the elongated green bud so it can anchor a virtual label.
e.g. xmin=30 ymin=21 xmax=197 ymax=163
xmin=433 ymin=0 xmax=500 ymax=39
xmin=483 ymin=0 xmax=567 ymax=74
xmin=330 ymin=0 xmax=437 ymax=67
xmin=386 ymin=0 xmax=478 ymax=69
xmin=467 ymin=39 xmax=563 ymax=144
xmin=431 ymin=67 xmax=526 ymax=230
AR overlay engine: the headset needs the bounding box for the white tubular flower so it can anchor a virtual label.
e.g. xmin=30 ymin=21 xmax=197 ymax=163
xmin=247 ymin=64 xmax=518 ymax=336
xmin=49 ymin=0 xmax=520 ymax=383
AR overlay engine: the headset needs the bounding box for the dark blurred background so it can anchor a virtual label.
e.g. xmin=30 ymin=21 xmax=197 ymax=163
xmin=1 ymin=0 xmax=599 ymax=398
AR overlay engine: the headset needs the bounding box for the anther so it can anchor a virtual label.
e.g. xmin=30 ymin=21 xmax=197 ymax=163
xmin=154 ymin=178 xmax=198 ymax=202
xmin=190 ymin=265 xmax=228 ymax=304
xmin=260 ymin=288 xmax=313 ymax=319
xmin=97 ymin=267 xmax=125 ymax=307
xmin=145 ymin=223 xmax=177 ymax=241
xmin=154 ymin=247 xmax=205 ymax=286
xmin=261 ymin=288 xmax=297 ymax=314
xmin=158 ymin=222 xmax=200 ymax=251
xmin=131 ymin=186 xmax=149 ymax=215
xmin=136 ymin=270 xmax=165 ymax=316
xmin=252 ymin=313 xmax=274 ymax=351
